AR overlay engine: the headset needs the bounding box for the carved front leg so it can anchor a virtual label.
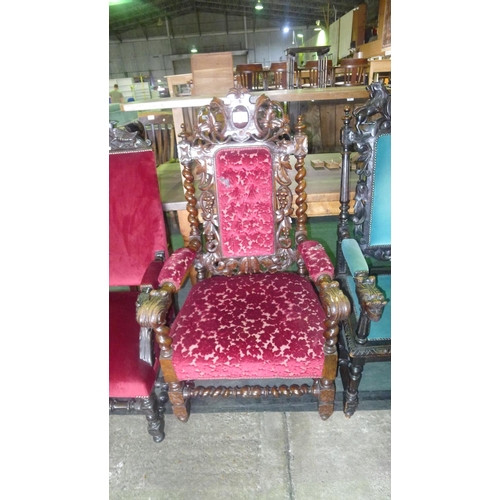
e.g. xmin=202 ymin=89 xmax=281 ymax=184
xmin=317 ymin=275 xmax=351 ymax=419
xmin=316 ymin=378 xmax=336 ymax=420
xmin=168 ymin=381 xmax=191 ymax=422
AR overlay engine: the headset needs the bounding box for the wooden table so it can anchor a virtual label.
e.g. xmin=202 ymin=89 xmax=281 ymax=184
xmin=368 ymin=58 xmax=391 ymax=84
xmin=122 ymin=86 xmax=369 ymax=112
xmin=122 ymin=86 xmax=369 ymax=155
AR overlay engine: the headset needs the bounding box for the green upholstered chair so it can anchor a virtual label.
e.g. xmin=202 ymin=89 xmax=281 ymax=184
xmin=336 ymin=82 xmax=391 ymax=417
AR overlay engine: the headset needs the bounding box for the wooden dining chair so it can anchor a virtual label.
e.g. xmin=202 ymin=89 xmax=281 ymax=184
xmin=334 ymin=58 xmax=369 ymax=87
xmin=301 ymin=60 xmax=319 ymax=88
xmin=138 ymin=114 xmax=175 ymax=166
xmin=236 ymin=63 xmax=264 ymax=91
xmin=269 ymin=62 xmax=287 ymax=89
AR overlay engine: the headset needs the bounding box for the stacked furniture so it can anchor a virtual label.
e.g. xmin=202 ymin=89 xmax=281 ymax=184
xmin=235 ymin=63 xmax=265 ymax=91
xmin=334 ymin=58 xmax=369 ymax=86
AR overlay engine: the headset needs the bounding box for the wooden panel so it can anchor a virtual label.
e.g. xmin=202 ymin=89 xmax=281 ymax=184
xmin=352 ymin=4 xmax=367 ymax=48
xmin=381 ymin=0 xmax=391 ymax=50
xmin=123 ymin=86 xmax=370 ymax=111
xmin=190 ymin=52 xmax=234 ymax=97
xmin=166 ymin=73 xmax=192 ymax=97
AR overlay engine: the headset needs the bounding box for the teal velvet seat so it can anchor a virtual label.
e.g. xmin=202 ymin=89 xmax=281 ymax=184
xmin=335 ymin=82 xmax=391 ymax=417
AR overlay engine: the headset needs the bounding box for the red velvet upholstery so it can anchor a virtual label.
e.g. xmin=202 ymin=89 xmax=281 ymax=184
xmin=298 ymin=241 xmax=335 ymax=282
xmin=216 ymin=147 xmax=275 ymax=258
xmin=169 ymin=273 xmax=326 ymax=380
xmin=109 ymin=292 xmax=159 ymax=397
xmin=158 ymin=247 xmax=197 ymax=290
xmin=109 ymin=148 xmax=169 ymax=400
xmin=109 ymin=150 xmax=168 ymax=287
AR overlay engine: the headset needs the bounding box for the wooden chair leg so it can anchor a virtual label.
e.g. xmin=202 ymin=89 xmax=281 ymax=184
xmin=168 ymin=381 xmax=191 ymax=422
xmin=317 ymin=377 xmax=335 ymax=420
xmin=343 ymin=358 xmax=365 ymax=418
xmin=143 ymin=394 xmax=165 ymax=443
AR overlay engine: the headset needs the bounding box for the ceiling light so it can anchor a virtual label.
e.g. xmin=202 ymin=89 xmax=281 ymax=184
xmin=283 ymin=26 xmax=290 ymax=33
xmin=297 ymin=33 xmax=303 ymax=38
xmin=255 ymin=0 xmax=263 ymax=10
xmin=190 ymin=46 xmax=198 ymax=53
xmin=314 ymin=20 xmax=323 ymax=31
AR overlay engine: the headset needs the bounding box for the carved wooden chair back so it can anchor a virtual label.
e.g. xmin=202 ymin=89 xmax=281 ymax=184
xmin=336 ymin=81 xmax=391 ymax=417
xmin=182 ymin=92 xmax=304 ymax=279
xmin=137 ymin=89 xmax=351 ymax=426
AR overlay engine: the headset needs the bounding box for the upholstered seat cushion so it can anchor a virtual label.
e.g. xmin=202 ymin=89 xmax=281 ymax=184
xmin=109 ymin=291 xmax=159 ymax=397
xmin=169 ymin=273 xmax=327 ymax=380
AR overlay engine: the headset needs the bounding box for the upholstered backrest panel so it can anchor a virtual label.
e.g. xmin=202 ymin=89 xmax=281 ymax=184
xmin=369 ymin=134 xmax=391 ymax=246
xmin=215 ymin=146 xmax=275 ymax=258
xmin=109 ymin=150 xmax=168 ymax=286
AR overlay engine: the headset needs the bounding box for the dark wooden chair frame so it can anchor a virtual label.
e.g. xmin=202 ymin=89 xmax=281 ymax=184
xmin=336 ymin=81 xmax=391 ymax=417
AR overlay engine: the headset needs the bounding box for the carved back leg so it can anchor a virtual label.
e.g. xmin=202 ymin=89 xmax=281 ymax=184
xmin=144 ymin=393 xmax=166 ymax=443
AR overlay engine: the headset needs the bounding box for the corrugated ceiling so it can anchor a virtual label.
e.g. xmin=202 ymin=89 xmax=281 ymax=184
xmin=109 ymin=0 xmax=379 ymax=42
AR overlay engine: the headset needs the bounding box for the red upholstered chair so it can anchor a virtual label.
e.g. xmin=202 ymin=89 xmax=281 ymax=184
xmin=137 ymin=89 xmax=351 ymax=427
xmin=109 ymin=146 xmax=172 ymax=443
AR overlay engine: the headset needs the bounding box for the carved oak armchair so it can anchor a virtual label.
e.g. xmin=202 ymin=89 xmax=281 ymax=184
xmin=137 ymin=89 xmax=350 ymax=426
xmin=109 ymin=132 xmax=173 ymax=443
xmin=336 ymin=82 xmax=391 ymax=417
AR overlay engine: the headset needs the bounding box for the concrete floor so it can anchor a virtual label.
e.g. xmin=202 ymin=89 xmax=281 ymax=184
xmin=109 ymin=215 xmax=390 ymax=498
xmin=109 ymin=406 xmax=390 ymax=499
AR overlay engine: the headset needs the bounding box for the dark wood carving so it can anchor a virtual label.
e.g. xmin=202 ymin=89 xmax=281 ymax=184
xmin=177 ymin=87 xmax=303 ymax=277
xmin=349 ymin=82 xmax=391 ymax=260
xmin=109 ymin=121 xmax=151 ymax=151
xmin=109 ymin=394 xmax=165 ymax=443
xmin=337 ymin=82 xmax=391 ymax=417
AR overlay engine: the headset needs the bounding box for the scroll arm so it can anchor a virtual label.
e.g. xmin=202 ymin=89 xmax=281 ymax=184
xmin=136 ymin=282 xmax=176 ymax=330
xmin=318 ymin=276 xmax=351 ymax=322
